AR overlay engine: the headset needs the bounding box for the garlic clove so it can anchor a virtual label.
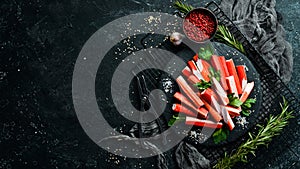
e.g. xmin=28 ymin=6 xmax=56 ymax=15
xmin=170 ymin=32 xmax=184 ymax=45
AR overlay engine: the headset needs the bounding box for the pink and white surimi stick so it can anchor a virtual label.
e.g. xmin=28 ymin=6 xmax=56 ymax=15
xmin=172 ymin=104 xmax=197 ymax=117
xmin=200 ymin=89 xmax=221 ymax=114
xmin=211 ymin=95 xmax=221 ymax=114
xmin=187 ymin=75 xmax=200 ymax=85
xmin=176 ymin=76 xmax=204 ymax=108
xmin=225 ymin=106 xmax=241 ymax=117
xmin=226 ymin=59 xmax=243 ymax=94
xmin=221 ymin=106 xmax=235 ymax=131
xmin=185 ymin=116 xmax=223 ymax=129
xmin=240 ymin=82 xmax=255 ymax=103
xmin=174 ymin=92 xmax=197 ymax=112
xmin=211 ymin=77 xmax=229 ymax=105
xmin=182 ymin=66 xmax=192 ymax=78
xmin=211 ymin=55 xmax=228 ymax=90
xmin=173 ymin=92 xmax=208 ymax=118
xmin=195 ymin=59 xmax=203 ymax=72
xmin=195 ymin=59 xmax=212 ymax=81
xmin=187 ymin=60 xmax=204 ymax=81
xmin=193 ymin=54 xmax=198 ymax=62
xmin=219 ymin=56 xmax=229 ymax=77
xmin=236 ymin=65 xmax=247 ymax=91
xmin=226 ymin=76 xmax=238 ymax=97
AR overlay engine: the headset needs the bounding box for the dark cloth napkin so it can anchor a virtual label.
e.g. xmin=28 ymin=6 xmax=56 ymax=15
xmin=220 ymin=0 xmax=293 ymax=83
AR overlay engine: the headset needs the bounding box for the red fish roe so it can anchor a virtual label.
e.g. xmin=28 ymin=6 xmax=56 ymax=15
xmin=183 ymin=9 xmax=217 ymax=42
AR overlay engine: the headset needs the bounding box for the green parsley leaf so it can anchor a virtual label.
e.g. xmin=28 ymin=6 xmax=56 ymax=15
xmin=245 ymin=98 xmax=256 ymax=104
xmin=198 ymin=47 xmax=213 ymax=60
xmin=241 ymin=110 xmax=251 ymax=116
xmin=209 ymin=67 xmax=221 ymax=81
xmin=213 ymin=128 xmax=230 ymax=144
xmin=241 ymin=98 xmax=256 ymax=116
xmin=168 ymin=115 xmax=185 ymax=126
xmin=194 ymin=80 xmax=212 ymax=91
xmin=228 ymin=94 xmax=243 ymax=107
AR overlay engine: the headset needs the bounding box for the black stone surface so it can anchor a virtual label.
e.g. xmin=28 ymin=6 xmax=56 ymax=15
xmin=0 ymin=0 xmax=299 ymax=169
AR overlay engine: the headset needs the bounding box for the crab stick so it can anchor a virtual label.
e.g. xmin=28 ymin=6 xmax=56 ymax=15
xmin=211 ymin=77 xmax=229 ymax=105
xmin=195 ymin=60 xmax=203 ymax=74
xmin=198 ymin=107 xmax=209 ymax=119
xmin=200 ymin=89 xmax=214 ymax=103
xmin=200 ymin=89 xmax=221 ymax=114
xmin=173 ymin=92 xmax=208 ymax=118
xmin=225 ymin=106 xmax=241 ymax=117
xmin=202 ymin=100 xmax=222 ymax=122
xmin=187 ymin=60 xmax=204 ymax=81
xmin=185 ymin=116 xmax=223 ymax=129
xmin=210 ymin=55 xmax=220 ymax=70
xmin=221 ymin=106 xmax=235 ymax=131
xmin=236 ymin=65 xmax=247 ymax=91
xmin=172 ymin=104 xmax=197 ymax=117
xmin=195 ymin=59 xmax=211 ymax=82
xmin=182 ymin=66 xmax=192 ymax=78
xmin=176 ymin=76 xmax=204 ymax=107
xmin=211 ymin=55 xmax=228 ymax=90
xmin=193 ymin=55 xmax=210 ymax=81
xmin=218 ymin=56 xmax=229 ymax=77
xmin=211 ymin=77 xmax=227 ymax=96
xmin=174 ymin=92 xmax=196 ymax=111
xmin=240 ymin=82 xmax=255 ymax=103
xmin=226 ymin=76 xmax=238 ymax=97
xmin=211 ymin=95 xmax=221 ymax=114
xmin=226 ymin=59 xmax=243 ymax=94
xmin=193 ymin=54 xmax=198 ymax=62
xmin=206 ymin=88 xmax=218 ymax=101
xmin=187 ymin=75 xmax=200 ymax=85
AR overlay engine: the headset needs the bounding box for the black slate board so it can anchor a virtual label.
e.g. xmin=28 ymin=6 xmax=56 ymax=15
xmin=157 ymin=42 xmax=262 ymax=147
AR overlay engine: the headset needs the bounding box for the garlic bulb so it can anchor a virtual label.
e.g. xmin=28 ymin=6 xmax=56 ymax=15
xmin=170 ymin=32 xmax=184 ymax=45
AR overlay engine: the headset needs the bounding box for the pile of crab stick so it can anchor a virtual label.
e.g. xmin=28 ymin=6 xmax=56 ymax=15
xmin=172 ymin=54 xmax=254 ymax=131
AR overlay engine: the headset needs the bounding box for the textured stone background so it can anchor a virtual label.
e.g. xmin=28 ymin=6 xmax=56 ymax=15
xmin=0 ymin=0 xmax=299 ymax=168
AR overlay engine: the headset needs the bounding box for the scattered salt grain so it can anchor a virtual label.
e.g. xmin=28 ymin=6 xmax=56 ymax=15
xmin=236 ymin=116 xmax=249 ymax=129
xmin=162 ymin=78 xmax=174 ymax=93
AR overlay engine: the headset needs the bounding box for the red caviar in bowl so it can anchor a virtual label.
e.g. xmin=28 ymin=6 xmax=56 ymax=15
xmin=183 ymin=8 xmax=218 ymax=42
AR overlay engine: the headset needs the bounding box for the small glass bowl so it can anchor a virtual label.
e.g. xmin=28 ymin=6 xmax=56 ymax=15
xmin=183 ymin=7 xmax=218 ymax=43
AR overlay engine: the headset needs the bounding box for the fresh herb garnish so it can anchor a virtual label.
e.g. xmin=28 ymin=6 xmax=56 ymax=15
xmin=168 ymin=115 xmax=185 ymax=126
xmin=194 ymin=80 xmax=212 ymax=91
xmin=173 ymin=1 xmax=193 ymax=14
xmin=213 ymin=128 xmax=230 ymax=144
xmin=214 ymin=97 xmax=294 ymax=169
xmin=209 ymin=67 xmax=221 ymax=81
xmin=198 ymin=46 xmax=214 ymax=60
xmin=228 ymin=93 xmax=243 ymax=108
xmin=241 ymin=98 xmax=256 ymax=116
xmin=242 ymin=98 xmax=256 ymax=108
xmin=214 ymin=25 xmax=246 ymax=55
xmin=228 ymin=94 xmax=256 ymax=116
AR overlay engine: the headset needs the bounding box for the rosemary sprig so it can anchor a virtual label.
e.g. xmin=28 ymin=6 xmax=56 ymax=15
xmin=214 ymin=97 xmax=294 ymax=169
xmin=174 ymin=1 xmax=193 ymax=14
xmin=214 ymin=25 xmax=246 ymax=54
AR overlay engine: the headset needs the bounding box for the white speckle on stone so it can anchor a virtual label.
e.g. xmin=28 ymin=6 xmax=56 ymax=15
xmin=162 ymin=78 xmax=174 ymax=93
xmin=236 ymin=116 xmax=249 ymax=129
